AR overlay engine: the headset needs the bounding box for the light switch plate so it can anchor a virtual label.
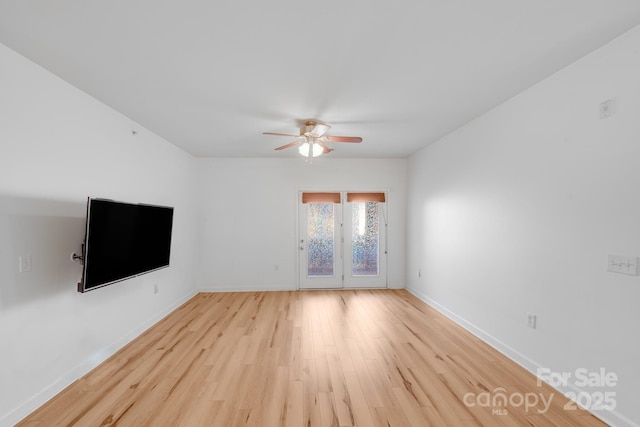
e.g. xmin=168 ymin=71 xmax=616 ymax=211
xmin=607 ymin=255 xmax=638 ymax=275
xmin=19 ymin=255 xmax=32 ymax=273
xmin=600 ymin=99 xmax=613 ymax=119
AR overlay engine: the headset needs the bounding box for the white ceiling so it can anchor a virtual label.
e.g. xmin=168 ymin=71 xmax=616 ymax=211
xmin=1 ymin=1 xmax=640 ymax=159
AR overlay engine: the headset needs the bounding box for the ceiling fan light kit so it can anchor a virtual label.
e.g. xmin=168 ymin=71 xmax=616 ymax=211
xmin=299 ymin=141 xmax=324 ymax=157
xmin=263 ymin=120 xmax=362 ymax=158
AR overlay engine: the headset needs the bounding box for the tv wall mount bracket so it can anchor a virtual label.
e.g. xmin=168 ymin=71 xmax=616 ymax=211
xmin=71 ymin=242 xmax=84 ymax=264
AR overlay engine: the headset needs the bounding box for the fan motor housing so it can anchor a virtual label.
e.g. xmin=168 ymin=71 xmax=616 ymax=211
xmin=301 ymin=121 xmax=330 ymax=137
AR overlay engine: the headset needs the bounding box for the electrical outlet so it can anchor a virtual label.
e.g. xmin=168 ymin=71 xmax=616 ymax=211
xmin=153 ymin=284 xmax=159 ymax=294
xmin=19 ymin=255 xmax=32 ymax=273
xmin=527 ymin=314 xmax=537 ymax=329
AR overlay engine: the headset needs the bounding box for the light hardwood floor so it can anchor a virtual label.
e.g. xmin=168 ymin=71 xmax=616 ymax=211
xmin=18 ymin=290 xmax=607 ymax=426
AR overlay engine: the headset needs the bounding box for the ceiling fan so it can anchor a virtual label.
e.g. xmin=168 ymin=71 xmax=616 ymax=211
xmin=263 ymin=120 xmax=362 ymax=157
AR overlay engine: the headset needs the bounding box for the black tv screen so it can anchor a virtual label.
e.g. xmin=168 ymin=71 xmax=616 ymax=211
xmin=79 ymin=198 xmax=174 ymax=292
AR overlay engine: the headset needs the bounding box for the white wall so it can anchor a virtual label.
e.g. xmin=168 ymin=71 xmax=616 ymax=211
xmin=197 ymin=157 xmax=407 ymax=291
xmin=0 ymin=39 xmax=406 ymax=425
xmin=0 ymin=43 xmax=199 ymax=425
xmin=407 ymin=26 xmax=640 ymax=427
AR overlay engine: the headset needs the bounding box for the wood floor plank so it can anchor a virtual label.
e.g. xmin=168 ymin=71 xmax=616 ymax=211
xmin=285 ymin=380 xmax=304 ymax=427
xmin=343 ymin=370 xmax=376 ymax=427
xmin=16 ymin=290 xmax=610 ymax=427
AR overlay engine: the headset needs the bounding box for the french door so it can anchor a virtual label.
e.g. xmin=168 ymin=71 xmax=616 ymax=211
xmin=298 ymin=191 xmax=387 ymax=289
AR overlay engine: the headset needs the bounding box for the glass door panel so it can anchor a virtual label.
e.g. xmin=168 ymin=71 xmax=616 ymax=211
xmin=307 ymin=203 xmax=335 ymax=277
xmin=344 ymin=201 xmax=387 ymax=288
xmin=351 ymin=202 xmax=380 ymax=276
xmin=299 ymin=201 xmax=343 ymax=289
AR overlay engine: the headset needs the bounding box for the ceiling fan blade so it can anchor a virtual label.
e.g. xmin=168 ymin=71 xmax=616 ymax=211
xmin=325 ymin=136 xmax=362 ymax=143
xmin=263 ymin=132 xmax=301 ymax=138
xmin=316 ymin=140 xmax=334 ymax=154
xmin=274 ymin=141 xmax=300 ymax=151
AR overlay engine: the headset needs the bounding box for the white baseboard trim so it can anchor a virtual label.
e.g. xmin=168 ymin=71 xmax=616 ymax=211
xmin=405 ymin=286 xmax=638 ymax=427
xmin=197 ymin=286 xmax=401 ymax=292
xmin=198 ymin=285 xmax=296 ymax=292
xmin=1 ymin=289 xmax=198 ymax=427
xmin=406 ymin=286 xmax=541 ymax=371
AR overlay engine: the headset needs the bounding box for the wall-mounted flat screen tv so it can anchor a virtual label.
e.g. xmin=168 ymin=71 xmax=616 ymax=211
xmin=78 ymin=198 xmax=174 ymax=293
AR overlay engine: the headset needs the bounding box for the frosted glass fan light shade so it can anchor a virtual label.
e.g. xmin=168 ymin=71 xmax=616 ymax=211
xmin=299 ymin=141 xmax=323 ymax=157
